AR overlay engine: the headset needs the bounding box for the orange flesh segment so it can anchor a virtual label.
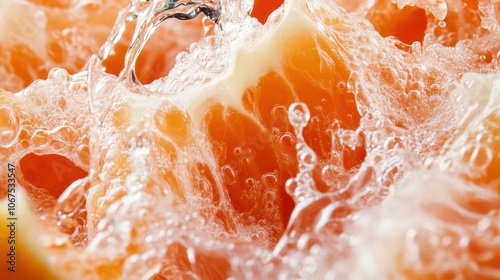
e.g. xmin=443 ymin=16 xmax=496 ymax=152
xmin=76 ymin=4 xmax=372 ymax=278
xmin=1 ymin=0 xmax=500 ymax=279
xmin=0 ymin=191 xmax=64 ymax=279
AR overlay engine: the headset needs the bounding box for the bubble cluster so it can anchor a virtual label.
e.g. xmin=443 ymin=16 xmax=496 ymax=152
xmin=285 ymin=102 xmax=319 ymax=203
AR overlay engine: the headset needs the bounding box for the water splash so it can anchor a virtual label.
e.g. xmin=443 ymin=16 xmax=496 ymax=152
xmin=97 ymin=0 xmax=221 ymax=86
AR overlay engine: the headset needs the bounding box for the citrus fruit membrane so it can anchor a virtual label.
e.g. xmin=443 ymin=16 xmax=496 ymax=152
xmin=1 ymin=0 xmax=500 ymax=279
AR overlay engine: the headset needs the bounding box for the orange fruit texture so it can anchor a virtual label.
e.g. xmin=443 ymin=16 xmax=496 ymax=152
xmin=0 ymin=0 xmax=207 ymax=92
xmin=0 ymin=0 xmax=500 ymax=279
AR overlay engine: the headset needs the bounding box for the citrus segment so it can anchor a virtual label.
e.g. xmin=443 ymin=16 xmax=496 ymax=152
xmin=251 ymin=0 xmax=284 ymax=23
xmin=1 ymin=0 xmax=500 ymax=279
xmin=0 ymin=191 xmax=65 ymax=279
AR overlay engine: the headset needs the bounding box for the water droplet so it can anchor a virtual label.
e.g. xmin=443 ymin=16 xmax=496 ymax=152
xmin=285 ymin=178 xmax=298 ymax=197
xmin=265 ymin=201 xmax=274 ymax=210
xmin=263 ymin=191 xmax=274 ymax=201
xmin=0 ymin=105 xmax=19 ymax=147
xmin=175 ymin=51 xmax=188 ymax=63
xmin=288 ymin=102 xmax=311 ymax=128
xmin=408 ymin=90 xmax=422 ymax=102
xmin=321 ymin=165 xmax=349 ymax=193
xmin=410 ymin=41 xmax=422 ymax=55
xmin=298 ymin=149 xmax=317 ymax=172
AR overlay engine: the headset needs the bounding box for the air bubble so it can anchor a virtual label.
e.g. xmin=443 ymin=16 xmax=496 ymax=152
xmin=175 ymin=51 xmax=188 ymax=63
xmin=245 ymin=178 xmax=256 ymax=189
xmin=271 ymin=127 xmax=281 ymax=136
xmin=285 ymin=178 xmax=298 ymax=197
xmin=240 ymin=157 xmax=251 ymax=167
xmin=52 ymin=125 xmax=78 ymax=144
xmin=0 ymin=105 xmax=19 ymax=147
xmin=263 ymin=191 xmax=274 ymax=201
xmin=77 ymin=145 xmax=90 ymax=165
xmin=286 ymin=102 xmax=319 ymax=203
xmin=410 ymin=41 xmax=422 ymax=55
xmin=383 ymin=136 xmax=405 ymax=150
xmin=408 ymin=105 xmax=418 ymax=114
xmin=221 ymin=164 xmax=237 ymax=185
xmin=298 ymin=149 xmax=317 ymax=172
xmin=262 ymin=173 xmax=278 ymax=188
xmin=279 ymin=132 xmax=295 ymax=152
xmin=321 ymin=165 xmax=349 ymax=193
xmin=234 ymin=146 xmax=242 ymax=157
xmin=438 ymin=21 xmax=446 ymax=28
xmin=460 ymin=143 xmax=493 ymax=171
xmin=408 ymin=90 xmax=422 ymax=102
xmin=31 ymin=129 xmax=49 ymax=147
xmin=381 ymin=66 xmax=399 ymax=85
